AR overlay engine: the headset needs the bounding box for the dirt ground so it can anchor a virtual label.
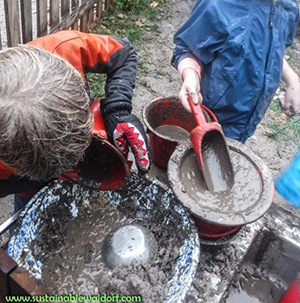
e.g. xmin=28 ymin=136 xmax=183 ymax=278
xmin=1 ymin=0 xmax=299 ymax=242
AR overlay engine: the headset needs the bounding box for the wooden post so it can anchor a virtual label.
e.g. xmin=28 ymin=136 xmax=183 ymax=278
xmin=96 ymin=0 xmax=103 ymax=18
xmin=51 ymin=0 xmax=98 ymax=34
xmin=9 ymin=267 xmax=46 ymax=296
xmin=61 ymin=0 xmax=70 ymax=17
xmin=72 ymin=21 xmax=79 ymax=30
xmin=0 ymin=248 xmax=17 ymax=301
xmin=4 ymin=0 xmax=21 ymax=47
xmin=105 ymin=0 xmax=110 ymax=11
xmin=37 ymin=0 xmax=48 ymax=37
xmin=72 ymin=0 xmax=79 ymax=10
xmin=87 ymin=7 xmax=94 ymax=29
xmin=80 ymin=11 xmax=88 ymax=32
xmin=50 ymin=0 xmax=60 ymax=28
xmin=20 ymin=0 xmax=33 ymax=44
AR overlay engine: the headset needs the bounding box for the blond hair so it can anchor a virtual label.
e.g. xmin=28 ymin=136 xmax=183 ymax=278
xmin=0 ymin=45 xmax=93 ymax=180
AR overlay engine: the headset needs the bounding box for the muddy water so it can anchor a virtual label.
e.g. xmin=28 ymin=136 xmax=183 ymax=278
xmin=155 ymin=125 xmax=189 ymax=141
xmin=180 ymin=149 xmax=262 ymax=224
xmin=224 ymin=277 xmax=280 ymax=303
xmin=42 ymin=207 xmax=134 ymax=295
xmin=202 ymin=133 xmax=234 ymax=193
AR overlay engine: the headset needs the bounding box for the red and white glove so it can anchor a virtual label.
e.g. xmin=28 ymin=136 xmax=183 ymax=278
xmin=104 ymin=111 xmax=151 ymax=174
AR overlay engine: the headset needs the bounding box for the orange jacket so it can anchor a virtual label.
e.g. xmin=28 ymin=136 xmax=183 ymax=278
xmin=0 ymin=31 xmax=137 ymax=196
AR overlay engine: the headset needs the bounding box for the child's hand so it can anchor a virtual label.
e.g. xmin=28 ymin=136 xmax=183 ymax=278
xmin=179 ymin=68 xmax=202 ymax=112
xmin=281 ymin=79 xmax=300 ymax=115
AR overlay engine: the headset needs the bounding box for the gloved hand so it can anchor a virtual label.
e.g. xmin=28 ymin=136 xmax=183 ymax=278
xmin=104 ymin=111 xmax=151 ymax=174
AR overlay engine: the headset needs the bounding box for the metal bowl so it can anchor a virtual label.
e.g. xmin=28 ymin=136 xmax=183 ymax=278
xmin=103 ymin=224 xmax=157 ymax=268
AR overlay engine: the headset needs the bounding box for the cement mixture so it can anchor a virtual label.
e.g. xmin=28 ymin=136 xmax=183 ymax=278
xmin=155 ymin=125 xmax=190 ymax=141
xmin=181 ymin=150 xmax=261 ymax=216
xmin=28 ymin=176 xmax=190 ymax=303
xmin=169 ymin=140 xmax=273 ymax=227
xmin=201 ymin=132 xmax=234 ymax=193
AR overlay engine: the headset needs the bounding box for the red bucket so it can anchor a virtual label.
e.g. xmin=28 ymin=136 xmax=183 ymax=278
xmin=143 ymin=97 xmax=217 ymax=168
xmin=193 ymin=216 xmax=242 ymax=239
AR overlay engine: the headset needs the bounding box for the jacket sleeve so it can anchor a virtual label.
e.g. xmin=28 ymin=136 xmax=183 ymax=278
xmin=46 ymin=31 xmax=138 ymax=116
xmin=81 ymin=35 xmax=138 ymax=116
xmin=285 ymin=1 xmax=299 ymax=47
xmin=172 ymin=0 xmax=229 ymax=70
xmin=0 ymin=176 xmax=47 ymax=198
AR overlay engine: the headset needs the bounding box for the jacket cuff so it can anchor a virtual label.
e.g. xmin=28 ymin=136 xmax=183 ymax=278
xmin=178 ymin=58 xmax=201 ymax=79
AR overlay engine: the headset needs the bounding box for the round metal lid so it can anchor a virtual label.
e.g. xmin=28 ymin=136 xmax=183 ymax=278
xmin=168 ymin=139 xmax=274 ymax=227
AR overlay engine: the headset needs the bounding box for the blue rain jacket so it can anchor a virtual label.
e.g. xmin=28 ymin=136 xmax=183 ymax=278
xmin=172 ymin=0 xmax=299 ymax=142
xmin=275 ymin=150 xmax=300 ymax=207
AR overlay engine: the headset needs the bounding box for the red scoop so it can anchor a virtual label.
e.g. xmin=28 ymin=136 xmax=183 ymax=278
xmin=187 ymin=98 xmax=234 ymax=193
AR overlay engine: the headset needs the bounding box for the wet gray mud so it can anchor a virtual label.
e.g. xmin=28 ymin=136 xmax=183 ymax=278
xmin=179 ymin=148 xmax=262 ymax=225
xmin=155 ymin=125 xmax=189 ymax=141
xmin=224 ymin=276 xmax=281 ymax=303
xmin=42 ymin=207 xmax=134 ymax=295
xmin=201 ymin=132 xmax=234 ymax=193
xmin=30 ymin=176 xmax=189 ymax=302
xmin=222 ymin=227 xmax=300 ymax=303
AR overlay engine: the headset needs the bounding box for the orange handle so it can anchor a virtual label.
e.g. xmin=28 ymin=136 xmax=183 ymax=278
xmin=188 ymin=97 xmax=207 ymax=126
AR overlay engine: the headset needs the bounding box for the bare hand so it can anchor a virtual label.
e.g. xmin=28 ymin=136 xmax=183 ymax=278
xmin=280 ymin=79 xmax=300 ymax=115
xmin=179 ymin=68 xmax=202 ymax=112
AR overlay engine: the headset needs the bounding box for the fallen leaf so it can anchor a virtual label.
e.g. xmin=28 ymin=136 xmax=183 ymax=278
xmin=264 ymin=128 xmax=274 ymax=136
xmin=135 ymin=21 xmax=144 ymax=27
xmin=150 ymin=2 xmax=159 ymax=8
xmin=280 ymin=112 xmax=289 ymax=121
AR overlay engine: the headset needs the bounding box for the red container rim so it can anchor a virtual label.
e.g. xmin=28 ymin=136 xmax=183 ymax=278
xmin=198 ymin=225 xmax=242 ymax=239
xmin=143 ymin=96 xmax=218 ymax=143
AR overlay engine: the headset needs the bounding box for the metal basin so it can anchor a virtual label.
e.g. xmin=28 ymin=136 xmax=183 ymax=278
xmin=7 ymin=177 xmax=200 ymax=303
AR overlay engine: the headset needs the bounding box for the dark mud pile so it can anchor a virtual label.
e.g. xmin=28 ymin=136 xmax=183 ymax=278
xmin=30 ymin=176 xmax=190 ymax=303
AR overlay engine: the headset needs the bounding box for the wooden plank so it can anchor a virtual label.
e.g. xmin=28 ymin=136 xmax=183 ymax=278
xmin=50 ymin=0 xmax=60 ymax=27
xmin=96 ymin=0 xmax=103 ymax=18
xmin=61 ymin=0 xmax=70 ymax=17
xmin=37 ymin=0 xmax=48 ymax=37
xmin=50 ymin=0 xmax=96 ymax=34
xmin=9 ymin=267 xmax=46 ymax=296
xmin=105 ymin=0 xmax=110 ymax=11
xmin=72 ymin=0 xmax=79 ymax=9
xmin=20 ymin=0 xmax=33 ymax=43
xmin=87 ymin=7 xmax=94 ymax=29
xmin=80 ymin=11 xmax=88 ymax=32
xmin=72 ymin=20 xmax=79 ymax=30
xmin=0 ymin=248 xmax=17 ymax=300
xmin=4 ymin=0 xmax=21 ymax=47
